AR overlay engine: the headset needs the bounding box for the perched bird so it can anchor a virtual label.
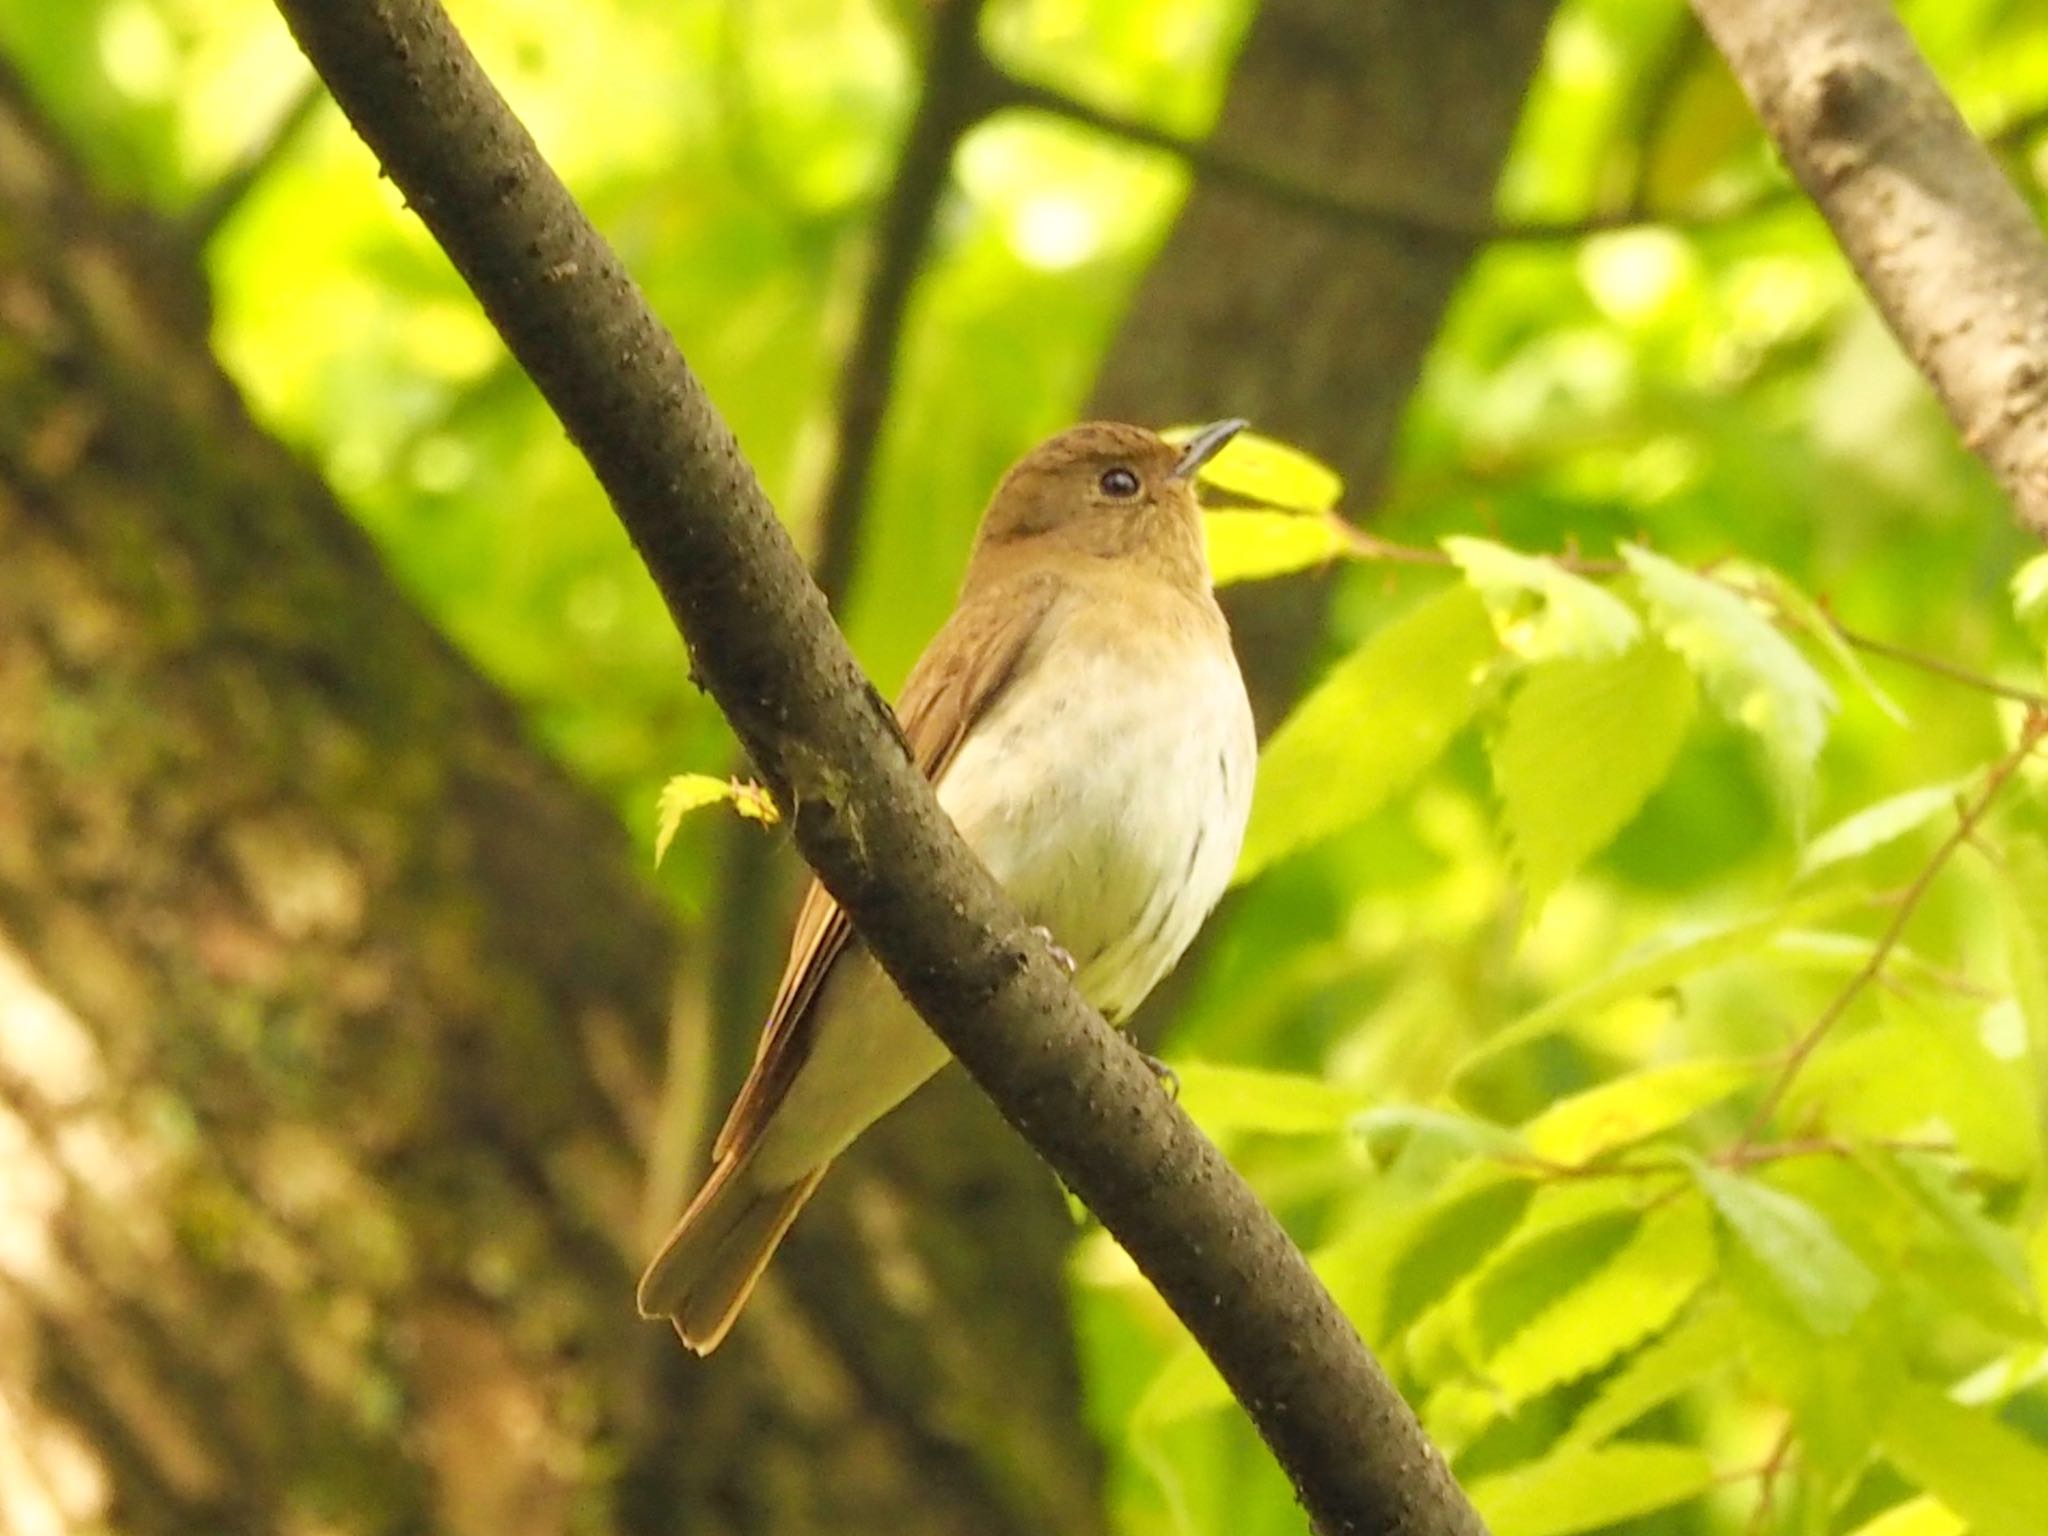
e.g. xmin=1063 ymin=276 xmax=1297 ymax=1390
xmin=638 ymin=419 xmax=1257 ymax=1353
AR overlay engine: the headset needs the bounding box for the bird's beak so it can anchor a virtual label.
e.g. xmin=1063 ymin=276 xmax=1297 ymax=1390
xmin=1171 ymin=418 xmax=1249 ymax=481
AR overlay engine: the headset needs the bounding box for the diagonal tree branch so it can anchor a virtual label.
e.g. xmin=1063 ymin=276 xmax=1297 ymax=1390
xmin=268 ymin=2 xmax=1484 ymax=1532
xmin=1689 ymin=0 xmax=2048 ymax=535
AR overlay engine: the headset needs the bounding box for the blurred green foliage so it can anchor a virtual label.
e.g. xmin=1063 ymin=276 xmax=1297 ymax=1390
xmin=9 ymin=0 xmax=2048 ymax=1531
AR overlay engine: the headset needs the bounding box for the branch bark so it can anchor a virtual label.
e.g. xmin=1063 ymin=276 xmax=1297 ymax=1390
xmin=268 ymin=1 xmax=1483 ymax=1531
xmin=1689 ymin=0 xmax=2048 ymax=534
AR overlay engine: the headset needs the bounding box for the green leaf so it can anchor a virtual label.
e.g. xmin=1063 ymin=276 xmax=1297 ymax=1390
xmin=1352 ymin=1104 xmax=1527 ymax=1169
xmin=1482 ymin=1196 xmax=1717 ymax=1409
xmin=1490 ymin=639 xmax=1696 ymax=909
xmin=2013 ymin=552 xmax=2048 ymax=650
xmin=1843 ymin=1496 xmax=1966 ymax=1536
xmin=1444 ymin=536 xmax=1641 ymax=661
xmin=1696 ymin=1165 xmax=1879 ymax=1335
xmin=1724 ymin=560 xmax=1906 ymax=725
xmin=1997 ymin=835 xmax=2048 ymax=1172
xmin=1202 ymin=510 xmax=1346 ymax=586
xmin=1469 ymin=1443 xmax=1713 ymax=1536
xmin=1174 ymin=425 xmax=1342 ymax=511
xmin=1799 ymin=777 xmax=1972 ymax=878
xmin=654 ymin=773 xmax=780 ymax=864
xmin=1129 ymin=1341 xmax=1230 ymax=1428
xmin=1561 ymin=1300 xmax=1737 ymax=1450
xmin=1172 ymin=1060 xmax=1360 ymax=1135
xmin=1237 ymin=585 xmax=1497 ymax=883
xmin=1456 ymin=886 xmax=1873 ymax=1082
xmin=1522 ymin=1057 xmax=1759 ymax=1165
xmin=1377 ymin=1173 xmax=1535 ymax=1343
xmin=1881 ymin=1382 xmax=2048 ymax=1536
xmin=1623 ymin=545 xmax=1836 ymax=821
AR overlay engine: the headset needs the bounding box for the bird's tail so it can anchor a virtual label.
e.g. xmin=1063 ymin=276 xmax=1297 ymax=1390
xmin=637 ymin=1151 xmax=827 ymax=1354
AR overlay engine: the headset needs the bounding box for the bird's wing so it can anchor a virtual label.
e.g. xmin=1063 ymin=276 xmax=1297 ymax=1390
xmin=708 ymin=572 xmax=1063 ymax=1164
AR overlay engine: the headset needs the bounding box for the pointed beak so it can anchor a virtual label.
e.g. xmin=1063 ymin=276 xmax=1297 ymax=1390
xmin=1171 ymin=418 xmax=1248 ymax=481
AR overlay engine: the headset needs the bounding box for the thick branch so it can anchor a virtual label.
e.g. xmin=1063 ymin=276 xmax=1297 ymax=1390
xmin=268 ymin=2 xmax=1482 ymax=1532
xmin=1690 ymin=0 xmax=2048 ymax=534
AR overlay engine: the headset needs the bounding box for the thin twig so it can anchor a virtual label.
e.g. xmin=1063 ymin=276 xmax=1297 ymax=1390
xmin=1833 ymin=623 xmax=2048 ymax=709
xmin=808 ymin=0 xmax=994 ymax=610
xmin=184 ymin=76 xmax=325 ymax=247
xmin=1737 ymin=708 xmax=2048 ymax=1148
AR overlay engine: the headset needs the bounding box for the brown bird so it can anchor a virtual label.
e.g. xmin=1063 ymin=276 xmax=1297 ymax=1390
xmin=638 ymin=419 xmax=1257 ymax=1352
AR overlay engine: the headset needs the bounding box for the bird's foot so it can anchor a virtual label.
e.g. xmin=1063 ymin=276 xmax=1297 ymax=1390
xmin=1140 ymin=1052 xmax=1181 ymax=1101
xmin=1030 ymin=924 xmax=1077 ymax=974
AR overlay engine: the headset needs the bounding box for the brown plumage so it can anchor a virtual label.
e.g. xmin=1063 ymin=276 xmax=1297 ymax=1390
xmin=638 ymin=420 xmax=1256 ymax=1353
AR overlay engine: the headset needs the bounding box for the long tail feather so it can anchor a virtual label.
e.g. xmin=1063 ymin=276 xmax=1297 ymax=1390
xmin=637 ymin=1153 xmax=828 ymax=1354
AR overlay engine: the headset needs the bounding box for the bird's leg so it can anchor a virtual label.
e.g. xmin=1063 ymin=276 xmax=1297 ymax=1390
xmin=1029 ymin=924 xmax=1076 ymax=975
xmin=1139 ymin=1052 xmax=1180 ymax=1101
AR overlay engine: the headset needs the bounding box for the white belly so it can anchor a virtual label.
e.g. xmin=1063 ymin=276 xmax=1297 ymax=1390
xmin=748 ymin=605 xmax=1255 ymax=1185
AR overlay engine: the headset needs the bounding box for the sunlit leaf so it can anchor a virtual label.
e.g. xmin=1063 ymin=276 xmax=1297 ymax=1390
xmin=1129 ymin=1341 xmax=1230 ymax=1428
xmin=1997 ymin=835 xmax=2048 ymax=1170
xmin=1561 ymin=1300 xmax=1737 ymax=1450
xmin=1469 ymin=1443 xmax=1713 ymax=1536
xmin=1237 ymin=584 xmax=1496 ymax=883
xmin=654 ymin=773 xmax=781 ymax=864
xmin=1351 ymin=1104 xmax=1526 ymax=1169
xmin=1491 ymin=638 xmax=1696 ymax=909
xmin=1202 ymin=509 xmax=1347 ymax=586
xmin=1171 ymin=1060 xmax=1360 ymax=1135
xmin=1799 ymin=777 xmax=1971 ymax=877
xmin=1843 ymin=1496 xmax=1966 ymax=1536
xmin=1481 ymin=1196 xmax=1717 ymax=1409
xmin=1444 ymin=536 xmax=1641 ymax=661
xmin=1725 ymin=560 xmax=1906 ymax=725
xmin=1377 ymin=1173 xmax=1534 ymax=1343
xmin=1881 ymin=1382 xmax=2048 ymax=1536
xmin=1522 ymin=1057 xmax=1758 ymax=1165
xmin=1172 ymin=426 xmax=1343 ymax=511
xmin=1696 ymin=1165 xmax=1878 ymax=1335
xmin=1624 ymin=545 xmax=1836 ymax=821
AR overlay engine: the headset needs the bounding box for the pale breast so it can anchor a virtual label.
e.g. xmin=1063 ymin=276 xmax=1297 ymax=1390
xmin=937 ymin=587 xmax=1256 ymax=1023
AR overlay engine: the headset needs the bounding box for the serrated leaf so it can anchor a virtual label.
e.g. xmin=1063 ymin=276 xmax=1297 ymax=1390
xmin=654 ymin=774 xmax=782 ymax=864
xmin=1455 ymin=886 xmax=1873 ymax=1083
xmin=1482 ymin=1197 xmax=1716 ymax=1410
xmin=1881 ymin=1383 xmax=2048 ymax=1536
xmin=1522 ymin=1057 xmax=1759 ymax=1165
xmin=1445 ymin=536 xmax=1642 ymax=661
xmin=1562 ymin=1300 xmax=1737 ymax=1450
xmin=1624 ymin=544 xmax=1836 ymax=821
xmin=1469 ymin=1443 xmax=1713 ymax=1536
xmin=1799 ymin=777 xmax=1972 ymax=877
xmin=1697 ymin=1165 xmax=1878 ymax=1335
xmin=1238 ymin=585 xmax=1497 ymax=883
xmin=1172 ymin=1060 xmax=1360 ymax=1135
xmin=1378 ymin=1174 xmax=1534 ymax=1343
xmin=1172 ymin=425 xmax=1342 ymax=511
xmin=1724 ymin=560 xmax=1907 ymax=725
xmin=1351 ymin=1104 xmax=1527 ymax=1168
xmin=1491 ymin=639 xmax=1696 ymax=909
xmin=1202 ymin=510 xmax=1346 ymax=586
xmin=1844 ymin=1496 xmax=1966 ymax=1536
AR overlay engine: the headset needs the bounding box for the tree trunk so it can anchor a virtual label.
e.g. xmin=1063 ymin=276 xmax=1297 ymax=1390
xmin=0 ymin=59 xmax=1098 ymax=1536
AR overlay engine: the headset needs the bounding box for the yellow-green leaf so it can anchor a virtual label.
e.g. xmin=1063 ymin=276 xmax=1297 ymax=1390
xmin=1445 ymin=536 xmax=1640 ymax=661
xmin=1522 ymin=1057 xmax=1759 ymax=1165
xmin=1624 ymin=545 xmax=1836 ymax=822
xmin=1238 ymin=585 xmax=1497 ymax=883
xmin=1491 ymin=639 xmax=1696 ymax=910
xmin=1997 ymin=835 xmax=2048 ymax=1172
xmin=1844 ymin=1496 xmax=1966 ymax=1536
xmin=1697 ymin=1166 xmax=1878 ymax=1335
xmin=1203 ymin=509 xmax=1346 ymax=586
xmin=1799 ymin=777 xmax=1971 ymax=878
xmin=655 ymin=773 xmax=780 ymax=864
xmin=1172 ymin=425 xmax=1342 ymax=511
xmin=1470 ymin=1443 xmax=1714 ymax=1536
xmin=1881 ymin=1383 xmax=2048 ymax=1536
xmin=1562 ymin=1300 xmax=1737 ymax=1450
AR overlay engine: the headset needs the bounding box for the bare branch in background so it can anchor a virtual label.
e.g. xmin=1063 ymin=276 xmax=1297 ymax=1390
xmin=269 ymin=1 xmax=1487 ymax=1530
xmin=1690 ymin=0 xmax=2048 ymax=535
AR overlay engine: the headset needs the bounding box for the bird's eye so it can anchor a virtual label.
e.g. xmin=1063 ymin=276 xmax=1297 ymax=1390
xmin=1099 ymin=466 xmax=1141 ymax=499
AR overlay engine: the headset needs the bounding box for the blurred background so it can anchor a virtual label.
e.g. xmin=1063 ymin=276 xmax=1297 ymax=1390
xmin=3 ymin=0 xmax=2047 ymax=1532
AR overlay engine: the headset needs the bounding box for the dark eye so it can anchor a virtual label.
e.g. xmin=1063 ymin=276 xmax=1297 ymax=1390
xmin=1099 ymin=466 xmax=1141 ymax=499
